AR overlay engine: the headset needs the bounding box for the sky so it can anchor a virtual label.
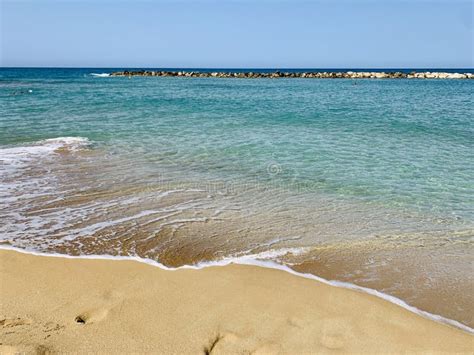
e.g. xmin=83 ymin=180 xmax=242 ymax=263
xmin=1 ymin=0 xmax=472 ymax=68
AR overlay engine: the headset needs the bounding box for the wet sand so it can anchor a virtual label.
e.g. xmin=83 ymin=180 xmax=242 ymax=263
xmin=0 ymin=249 xmax=472 ymax=354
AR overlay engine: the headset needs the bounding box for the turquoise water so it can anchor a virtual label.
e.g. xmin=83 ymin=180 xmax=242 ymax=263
xmin=1 ymin=69 xmax=473 ymax=218
xmin=0 ymin=68 xmax=473 ymax=326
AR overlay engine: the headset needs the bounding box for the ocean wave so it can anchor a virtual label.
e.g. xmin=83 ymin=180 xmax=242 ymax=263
xmin=39 ymin=136 xmax=90 ymax=150
xmin=1 ymin=245 xmax=472 ymax=335
xmin=90 ymin=73 xmax=110 ymax=77
xmin=0 ymin=137 xmax=91 ymax=174
xmin=0 ymin=137 xmax=90 ymax=158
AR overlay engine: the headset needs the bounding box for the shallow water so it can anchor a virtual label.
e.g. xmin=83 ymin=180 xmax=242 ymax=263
xmin=0 ymin=68 xmax=473 ymax=327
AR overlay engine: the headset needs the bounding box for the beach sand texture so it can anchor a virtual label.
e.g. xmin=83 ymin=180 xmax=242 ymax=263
xmin=0 ymin=249 xmax=472 ymax=354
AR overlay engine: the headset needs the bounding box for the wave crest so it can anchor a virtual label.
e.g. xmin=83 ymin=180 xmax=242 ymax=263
xmin=0 ymin=137 xmax=90 ymax=170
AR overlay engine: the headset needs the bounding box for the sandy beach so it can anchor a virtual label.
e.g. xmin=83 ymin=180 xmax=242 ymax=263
xmin=0 ymin=249 xmax=472 ymax=354
xmin=2 ymin=0 xmax=474 ymax=353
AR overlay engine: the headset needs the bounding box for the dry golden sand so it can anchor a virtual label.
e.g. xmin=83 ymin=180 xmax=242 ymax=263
xmin=0 ymin=249 xmax=472 ymax=354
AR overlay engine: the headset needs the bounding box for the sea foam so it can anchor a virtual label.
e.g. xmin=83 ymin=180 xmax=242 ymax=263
xmin=0 ymin=137 xmax=90 ymax=170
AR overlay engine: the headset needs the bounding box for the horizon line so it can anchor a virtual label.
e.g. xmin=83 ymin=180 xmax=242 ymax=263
xmin=2 ymin=66 xmax=474 ymax=70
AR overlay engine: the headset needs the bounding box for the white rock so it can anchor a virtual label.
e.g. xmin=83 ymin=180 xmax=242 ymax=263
xmin=447 ymin=73 xmax=466 ymax=79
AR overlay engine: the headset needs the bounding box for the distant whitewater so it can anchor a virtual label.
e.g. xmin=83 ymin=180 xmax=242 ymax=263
xmin=0 ymin=67 xmax=473 ymax=328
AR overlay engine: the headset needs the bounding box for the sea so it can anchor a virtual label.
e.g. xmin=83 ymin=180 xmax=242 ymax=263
xmin=0 ymin=68 xmax=473 ymax=330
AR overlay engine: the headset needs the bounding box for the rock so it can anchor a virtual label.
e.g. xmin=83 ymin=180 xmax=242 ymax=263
xmin=446 ymin=73 xmax=467 ymax=79
xmin=106 ymin=70 xmax=473 ymax=80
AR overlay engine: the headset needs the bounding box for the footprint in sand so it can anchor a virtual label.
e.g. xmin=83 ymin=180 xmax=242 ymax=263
xmin=74 ymin=289 xmax=125 ymax=325
xmin=0 ymin=317 xmax=33 ymax=328
xmin=43 ymin=321 xmax=65 ymax=333
xmin=0 ymin=344 xmax=51 ymax=355
xmin=320 ymin=318 xmax=353 ymax=350
xmin=202 ymin=331 xmax=246 ymax=354
xmin=74 ymin=308 xmax=110 ymax=325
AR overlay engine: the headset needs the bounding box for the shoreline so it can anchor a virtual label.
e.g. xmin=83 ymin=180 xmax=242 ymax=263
xmin=1 ymin=245 xmax=473 ymax=335
xmin=1 ymin=248 xmax=472 ymax=354
xmin=106 ymin=70 xmax=474 ymax=79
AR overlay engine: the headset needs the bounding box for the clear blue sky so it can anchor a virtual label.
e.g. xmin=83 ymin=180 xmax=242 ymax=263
xmin=1 ymin=0 xmax=472 ymax=68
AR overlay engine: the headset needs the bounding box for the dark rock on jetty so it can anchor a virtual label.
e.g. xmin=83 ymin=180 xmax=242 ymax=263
xmin=109 ymin=70 xmax=474 ymax=79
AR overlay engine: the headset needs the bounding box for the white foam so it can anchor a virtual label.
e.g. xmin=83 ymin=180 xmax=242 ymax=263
xmin=0 ymin=137 xmax=90 ymax=160
xmin=258 ymin=235 xmax=302 ymax=248
xmin=91 ymin=73 xmax=110 ymax=77
xmin=0 ymin=245 xmax=472 ymax=335
xmin=0 ymin=137 xmax=90 ymax=172
xmin=0 ymin=137 xmax=93 ymax=242
xmin=59 ymin=209 xmax=191 ymax=241
xmin=232 ymin=247 xmax=310 ymax=260
xmin=39 ymin=137 xmax=90 ymax=148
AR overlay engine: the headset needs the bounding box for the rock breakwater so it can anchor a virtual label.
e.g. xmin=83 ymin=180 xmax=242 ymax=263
xmin=109 ymin=70 xmax=474 ymax=79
